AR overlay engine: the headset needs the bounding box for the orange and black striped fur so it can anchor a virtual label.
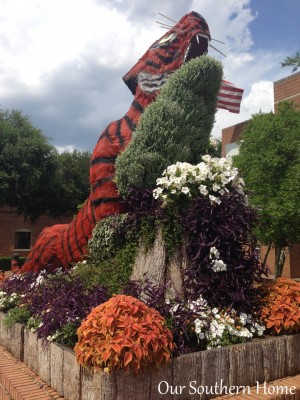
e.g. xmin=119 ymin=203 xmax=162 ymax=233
xmin=23 ymin=12 xmax=211 ymax=272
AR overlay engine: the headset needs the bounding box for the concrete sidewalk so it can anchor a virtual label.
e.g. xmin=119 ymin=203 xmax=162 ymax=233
xmin=0 ymin=345 xmax=64 ymax=400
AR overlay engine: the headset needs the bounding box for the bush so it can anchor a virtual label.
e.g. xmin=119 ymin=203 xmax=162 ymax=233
xmin=71 ymin=214 xmax=140 ymax=294
xmin=87 ymin=214 xmax=130 ymax=261
xmin=72 ymin=242 xmax=138 ymax=295
xmin=75 ymin=294 xmax=174 ymax=374
xmin=4 ymin=306 xmax=31 ymax=327
xmin=21 ymin=272 xmax=109 ymax=346
xmin=115 ymin=56 xmax=223 ymax=196
xmin=0 ymin=257 xmax=26 ymax=271
xmin=260 ymin=277 xmax=300 ymax=335
xmin=1 ymin=271 xmax=40 ymax=295
xmin=0 ymin=291 xmax=20 ymax=312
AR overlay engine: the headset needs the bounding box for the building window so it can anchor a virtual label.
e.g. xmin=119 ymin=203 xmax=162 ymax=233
xmin=14 ymin=229 xmax=31 ymax=250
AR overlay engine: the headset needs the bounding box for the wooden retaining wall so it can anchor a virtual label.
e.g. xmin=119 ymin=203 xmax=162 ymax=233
xmin=1 ymin=312 xmax=300 ymax=400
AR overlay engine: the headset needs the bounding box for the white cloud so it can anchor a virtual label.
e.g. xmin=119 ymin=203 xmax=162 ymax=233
xmin=242 ymin=81 xmax=274 ymax=115
xmin=56 ymin=145 xmax=75 ymax=154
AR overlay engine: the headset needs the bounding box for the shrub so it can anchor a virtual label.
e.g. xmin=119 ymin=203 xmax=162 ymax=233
xmin=0 ymin=291 xmax=20 ymax=312
xmin=21 ymin=272 xmax=109 ymax=346
xmin=4 ymin=306 xmax=31 ymax=327
xmin=72 ymin=242 xmax=138 ymax=295
xmin=72 ymin=213 xmax=141 ymax=294
xmin=115 ymin=56 xmax=223 ymax=196
xmin=75 ymin=294 xmax=175 ymax=374
xmin=1 ymin=270 xmax=51 ymax=296
xmin=0 ymin=257 xmax=26 ymax=271
xmin=260 ymin=277 xmax=300 ymax=335
xmin=87 ymin=214 xmax=130 ymax=261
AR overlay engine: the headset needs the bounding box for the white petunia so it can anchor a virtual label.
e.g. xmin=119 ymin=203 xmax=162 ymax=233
xmin=181 ymin=186 xmax=190 ymax=195
xmin=211 ymin=259 xmax=227 ymax=272
xmin=199 ymin=184 xmax=208 ymax=196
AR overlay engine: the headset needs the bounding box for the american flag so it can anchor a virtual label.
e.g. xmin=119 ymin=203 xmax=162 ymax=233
xmin=217 ymin=80 xmax=244 ymax=114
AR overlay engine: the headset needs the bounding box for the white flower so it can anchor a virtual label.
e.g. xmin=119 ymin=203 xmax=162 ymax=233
xmin=181 ymin=186 xmax=190 ymax=195
xmin=238 ymin=327 xmax=253 ymax=338
xmin=209 ymin=195 xmax=221 ymax=205
xmin=211 ymin=259 xmax=227 ymax=272
xmin=209 ymin=247 xmax=220 ymax=259
xmin=198 ymin=332 xmax=205 ymax=340
xmin=239 ymin=313 xmax=248 ymax=326
xmin=199 ymin=184 xmax=208 ymax=196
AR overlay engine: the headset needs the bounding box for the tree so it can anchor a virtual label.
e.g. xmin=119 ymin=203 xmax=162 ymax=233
xmin=0 ymin=109 xmax=91 ymax=221
xmin=52 ymin=150 xmax=91 ymax=216
xmin=281 ymin=51 xmax=300 ymax=73
xmin=234 ymin=102 xmax=300 ymax=277
xmin=0 ymin=109 xmax=59 ymax=221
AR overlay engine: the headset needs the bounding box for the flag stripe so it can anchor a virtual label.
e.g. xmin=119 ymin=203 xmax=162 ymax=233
xmin=217 ymin=80 xmax=244 ymax=113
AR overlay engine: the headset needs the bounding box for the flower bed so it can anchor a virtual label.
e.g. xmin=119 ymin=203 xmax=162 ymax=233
xmin=1 ymin=312 xmax=300 ymax=400
xmin=1 ymin=155 xmax=300 ymax=399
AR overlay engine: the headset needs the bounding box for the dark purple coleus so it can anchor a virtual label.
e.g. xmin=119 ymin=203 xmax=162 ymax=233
xmin=182 ymin=188 xmax=267 ymax=313
xmin=20 ymin=272 xmax=109 ymax=341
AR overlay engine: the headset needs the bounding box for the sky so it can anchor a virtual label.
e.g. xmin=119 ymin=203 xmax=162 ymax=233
xmin=0 ymin=0 xmax=299 ymax=152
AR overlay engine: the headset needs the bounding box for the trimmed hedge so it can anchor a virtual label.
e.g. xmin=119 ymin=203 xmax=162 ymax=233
xmin=0 ymin=257 xmax=26 ymax=271
xmin=115 ymin=56 xmax=223 ymax=196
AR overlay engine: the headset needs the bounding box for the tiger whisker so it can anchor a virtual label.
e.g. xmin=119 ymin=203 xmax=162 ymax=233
xmin=155 ymin=21 xmax=174 ymax=29
xmin=158 ymin=12 xmax=178 ymax=25
xmin=209 ymin=44 xmax=227 ymax=57
xmin=159 ymin=26 xmax=185 ymax=33
xmin=211 ymin=38 xmax=226 ymax=44
xmin=155 ymin=21 xmax=184 ymax=33
xmin=157 ymin=12 xmax=225 ymax=45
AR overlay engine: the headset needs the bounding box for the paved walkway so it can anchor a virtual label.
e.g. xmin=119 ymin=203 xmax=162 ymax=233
xmin=0 ymin=345 xmax=64 ymax=400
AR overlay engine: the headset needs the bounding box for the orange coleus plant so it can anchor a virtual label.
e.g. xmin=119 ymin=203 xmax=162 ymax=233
xmin=260 ymin=277 xmax=300 ymax=335
xmin=74 ymin=294 xmax=175 ymax=374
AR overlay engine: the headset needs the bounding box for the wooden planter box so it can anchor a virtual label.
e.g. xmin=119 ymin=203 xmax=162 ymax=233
xmin=0 ymin=311 xmax=300 ymax=400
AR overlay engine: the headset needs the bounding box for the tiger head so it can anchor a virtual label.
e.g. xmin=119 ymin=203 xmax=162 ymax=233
xmin=123 ymin=11 xmax=211 ymax=95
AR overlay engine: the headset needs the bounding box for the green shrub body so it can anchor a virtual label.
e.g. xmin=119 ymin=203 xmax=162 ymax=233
xmin=0 ymin=257 xmax=26 ymax=271
xmin=115 ymin=56 xmax=223 ymax=195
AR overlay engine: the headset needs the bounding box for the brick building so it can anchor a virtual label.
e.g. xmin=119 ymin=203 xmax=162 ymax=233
xmin=274 ymin=71 xmax=300 ymax=110
xmin=221 ymin=71 xmax=300 ymax=278
xmin=0 ymin=207 xmax=71 ymax=258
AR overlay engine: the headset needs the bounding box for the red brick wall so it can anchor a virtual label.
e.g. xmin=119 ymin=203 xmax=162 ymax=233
xmin=260 ymin=245 xmax=292 ymax=278
xmin=274 ymin=71 xmax=300 ymax=111
xmin=221 ymin=120 xmax=248 ymax=156
xmin=289 ymin=244 xmax=300 ymax=278
xmin=0 ymin=207 xmax=72 ymax=257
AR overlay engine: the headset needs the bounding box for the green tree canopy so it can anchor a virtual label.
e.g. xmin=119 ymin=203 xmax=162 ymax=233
xmin=0 ymin=109 xmax=91 ymax=221
xmin=234 ymin=102 xmax=300 ymax=277
xmin=281 ymin=51 xmax=300 ymax=72
xmin=52 ymin=149 xmax=91 ymax=216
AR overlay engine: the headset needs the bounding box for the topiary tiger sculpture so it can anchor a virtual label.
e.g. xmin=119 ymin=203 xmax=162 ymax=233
xmin=22 ymin=12 xmax=231 ymax=272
